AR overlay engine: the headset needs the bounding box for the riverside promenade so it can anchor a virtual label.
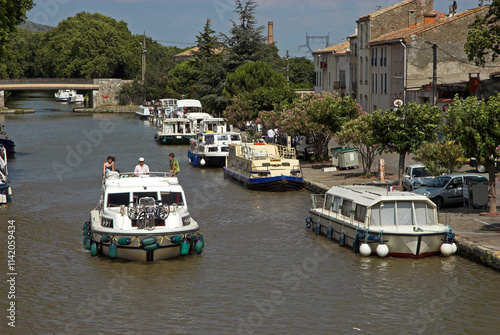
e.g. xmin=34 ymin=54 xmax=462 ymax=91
xmin=301 ymin=160 xmax=500 ymax=272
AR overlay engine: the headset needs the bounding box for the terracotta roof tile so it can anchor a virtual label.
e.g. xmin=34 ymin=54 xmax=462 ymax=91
xmin=312 ymin=41 xmax=350 ymax=54
xmin=358 ymin=0 xmax=412 ymax=21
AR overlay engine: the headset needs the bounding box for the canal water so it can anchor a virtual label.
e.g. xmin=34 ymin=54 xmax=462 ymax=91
xmin=0 ymin=91 xmax=499 ymax=334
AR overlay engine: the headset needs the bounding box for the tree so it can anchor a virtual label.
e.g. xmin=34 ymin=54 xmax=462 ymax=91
xmin=464 ymin=1 xmax=499 ymax=66
xmin=288 ymin=57 xmax=314 ymax=88
xmin=222 ymin=0 xmax=278 ymax=72
xmin=223 ymin=61 xmax=286 ymax=99
xmin=36 ymin=12 xmax=139 ymax=78
xmin=0 ymin=0 xmax=34 ymax=57
xmin=336 ymin=112 xmax=379 ymax=175
xmin=193 ymin=18 xmax=221 ymax=62
xmin=444 ymin=94 xmax=500 ymax=213
xmin=414 ymin=141 xmax=466 ymax=175
xmin=0 ymin=27 xmax=41 ymax=78
xmin=372 ymin=102 xmax=443 ymax=185
xmin=165 ymin=60 xmax=200 ymax=99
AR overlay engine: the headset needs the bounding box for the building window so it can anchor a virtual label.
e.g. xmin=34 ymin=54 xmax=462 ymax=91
xmin=384 ymin=73 xmax=387 ymax=94
xmin=375 ymin=48 xmax=377 ymax=66
xmin=360 ymin=59 xmax=363 ymax=84
xmin=355 ymin=43 xmax=357 ymax=56
xmin=381 ymin=74 xmax=383 ymax=95
xmin=365 ymin=57 xmax=368 ymax=81
xmin=375 ymin=74 xmax=378 ymax=93
xmin=384 ymin=47 xmax=387 ymax=66
xmin=371 ymin=49 xmax=374 ymax=66
xmin=372 ymin=74 xmax=374 ymax=93
xmin=380 ymin=48 xmax=383 ymax=67
xmin=328 ymin=72 xmax=331 ymax=87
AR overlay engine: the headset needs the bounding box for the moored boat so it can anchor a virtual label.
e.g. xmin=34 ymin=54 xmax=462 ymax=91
xmin=136 ymin=105 xmax=154 ymax=120
xmin=223 ymin=142 xmax=304 ymax=191
xmin=0 ymin=145 xmax=12 ymax=204
xmin=67 ymin=93 xmax=85 ymax=104
xmin=54 ymin=89 xmax=76 ymax=102
xmin=84 ymin=171 xmax=204 ymax=262
xmin=307 ymin=185 xmax=457 ymax=258
xmin=0 ymin=125 xmax=15 ymax=159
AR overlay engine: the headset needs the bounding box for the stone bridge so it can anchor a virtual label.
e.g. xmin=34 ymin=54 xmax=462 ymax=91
xmin=0 ymin=78 xmax=132 ymax=108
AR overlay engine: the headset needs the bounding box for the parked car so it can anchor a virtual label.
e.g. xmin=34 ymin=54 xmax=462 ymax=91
xmin=402 ymin=164 xmax=435 ymax=191
xmin=412 ymin=173 xmax=482 ymax=209
xmin=294 ymin=136 xmax=315 ymax=161
xmin=469 ymin=157 xmax=500 ymax=173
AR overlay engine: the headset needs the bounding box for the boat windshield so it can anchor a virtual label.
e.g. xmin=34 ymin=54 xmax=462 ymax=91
xmin=370 ymin=200 xmax=435 ymax=226
xmin=107 ymin=192 xmax=130 ymax=207
xmin=427 ymin=176 xmax=450 ymax=188
xmin=161 ymin=192 xmax=184 ymax=206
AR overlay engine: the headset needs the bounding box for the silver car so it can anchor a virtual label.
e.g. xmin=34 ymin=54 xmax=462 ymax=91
xmin=402 ymin=164 xmax=435 ymax=191
xmin=412 ymin=173 xmax=482 ymax=208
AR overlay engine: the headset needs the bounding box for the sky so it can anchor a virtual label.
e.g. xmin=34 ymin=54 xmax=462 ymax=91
xmin=26 ymin=0 xmax=480 ymax=58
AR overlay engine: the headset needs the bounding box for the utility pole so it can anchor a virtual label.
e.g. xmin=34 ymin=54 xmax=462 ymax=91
xmin=286 ymin=50 xmax=290 ymax=86
xmin=141 ymin=32 xmax=147 ymax=103
xmin=432 ymin=43 xmax=437 ymax=106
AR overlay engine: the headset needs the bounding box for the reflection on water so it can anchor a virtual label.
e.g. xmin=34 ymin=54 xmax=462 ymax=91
xmin=0 ymin=91 xmax=499 ymax=334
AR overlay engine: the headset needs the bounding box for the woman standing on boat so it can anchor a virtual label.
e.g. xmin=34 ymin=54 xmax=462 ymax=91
xmin=103 ymin=156 xmax=115 ymax=175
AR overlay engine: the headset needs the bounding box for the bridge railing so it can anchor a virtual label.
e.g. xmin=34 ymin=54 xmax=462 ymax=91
xmin=0 ymin=78 xmax=96 ymax=85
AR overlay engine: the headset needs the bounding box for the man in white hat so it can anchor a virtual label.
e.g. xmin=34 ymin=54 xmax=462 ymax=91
xmin=134 ymin=157 xmax=150 ymax=176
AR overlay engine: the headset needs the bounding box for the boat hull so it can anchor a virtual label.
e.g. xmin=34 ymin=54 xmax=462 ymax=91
xmin=135 ymin=113 xmax=151 ymax=120
xmin=0 ymin=139 xmax=15 ymax=158
xmin=189 ymin=151 xmax=226 ymax=168
xmin=156 ymin=135 xmax=191 ymax=145
xmin=309 ymin=210 xmax=447 ymax=258
xmin=224 ymin=167 xmax=304 ymax=192
xmin=88 ymin=230 xmax=202 ymax=262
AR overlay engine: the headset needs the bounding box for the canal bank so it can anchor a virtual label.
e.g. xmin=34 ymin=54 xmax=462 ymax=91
xmin=73 ymin=105 xmax=137 ymax=113
xmin=301 ymin=164 xmax=500 ymax=272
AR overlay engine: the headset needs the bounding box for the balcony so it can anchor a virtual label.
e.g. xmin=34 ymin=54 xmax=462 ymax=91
xmin=333 ymin=81 xmax=346 ymax=90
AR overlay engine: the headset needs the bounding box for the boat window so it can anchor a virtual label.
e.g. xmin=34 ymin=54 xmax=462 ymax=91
xmin=341 ymin=199 xmax=353 ymax=216
xmin=218 ymin=135 xmax=228 ymax=141
xmin=380 ymin=201 xmax=396 ymax=225
xmin=354 ymin=204 xmax=367 ymax=222
xmin=282 ymin=162 xmax=290 ymax=166
xmin=414 ymin=201 xmax=434 ymax=226
xmin=161 ymin=192 xmax=184 ymax=206
xmin=325 ymin=194 xmax=333 ymax=210
xmin=370 ymin=204 xmax=381 ymax=226
xmin=332 ymin=197 xmax=341 ymax=212
xmin=396 ymin=201 xmax=413 ymax=225
xmin=221 ymin=146 xmax=229 ymax=152
xmin=133 ymin=192 xmax=158 ymax=203
xmin=205 ymin=135 xmax=214 ymax=144
xmin=231 ymin=135 xmax=241 ymax=141
xmin=107 ymin=193 xmax=130 ymax=207
xmin=262 ymin=163 xmax=270 ymax=167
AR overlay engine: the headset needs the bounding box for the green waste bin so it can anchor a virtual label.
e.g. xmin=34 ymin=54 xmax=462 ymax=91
xmin=465 ymin=176 xmax=488 ymax=209
xmin=330 ymin=147 xmax=358 ymax=169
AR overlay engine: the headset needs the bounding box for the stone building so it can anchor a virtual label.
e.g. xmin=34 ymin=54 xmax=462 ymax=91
xmin=369 ymin=5 xmax=499 ymax=112
xmin=312 ymin=41 xmax=350 ymax=96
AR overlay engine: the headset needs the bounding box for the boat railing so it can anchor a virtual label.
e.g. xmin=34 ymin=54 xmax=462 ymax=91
xmin=276 ymin=144 xmax=296 ymax=158
xmin=310 ymin=194 xmax=325 ymax=209
xmin=105 ymin=171 xmax=174 ymax=179
xmin=291 ymin=165 xmax=303 ymax=177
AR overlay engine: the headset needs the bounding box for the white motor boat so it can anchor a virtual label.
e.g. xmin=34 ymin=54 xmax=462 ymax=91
xmin=307 ymin=185 xmax=457 ymax=258
xmin=54 ymin=89 xmax=76 ymax=102
xmin=136 ymin=106 xmax=154 ymax=120
xmin=67 ymin=92 xmax=85 ymax=104
xmin=84 ymin=171 xmax=204 ymax=262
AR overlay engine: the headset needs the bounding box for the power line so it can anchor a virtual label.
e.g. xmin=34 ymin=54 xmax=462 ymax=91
xmin=436 ymin=45 xmax=499 ymax=68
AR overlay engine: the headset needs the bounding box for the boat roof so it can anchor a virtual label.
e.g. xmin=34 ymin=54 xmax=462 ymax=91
xmin=326 ymin=185 xmax=436 ymax=208
xmin=103 ymin=172 xmax=184 ymax=193
xmin=177 ymin=99 xmax=202 ymax=108
xmin=186 ymin=112 xmax=212 ymax=120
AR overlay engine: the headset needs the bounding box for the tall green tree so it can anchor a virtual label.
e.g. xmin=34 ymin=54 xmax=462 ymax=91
xmin=222 ymin=0 xmax=279 ymax=72
xmin=0 ymin=0 xmax=34 ymax=57
xmin=0 ymin=27 xmax=41 ymax=78
xmin=223 ymin=61 xmax=286 ymax=99
xmin=193 ymin=18 xmax=227 ymax=114
xmin=465 ymin=1 xmax=499 ymax=66
xmin=36 ymin=12 xmax=139 ymax=78
xmin=444 ymin=94 xmax=500 ymax=213
xmin=372 ymin=103 xmax=443 ymax=185
xmin=288 ymin=57 xmax=314 ymax=88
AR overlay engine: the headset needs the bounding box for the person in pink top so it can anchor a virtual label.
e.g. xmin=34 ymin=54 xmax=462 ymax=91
xmin=134 ymin=157 xmax=150 ymax=176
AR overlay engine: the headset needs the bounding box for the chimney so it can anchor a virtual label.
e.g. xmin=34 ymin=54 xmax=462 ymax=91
xmin=268 ymin=21 xmax=274 ymax=44
xmin=424 ymin=13 xmax=437 ymax=25
xmin=469 ymin=73 xmax=480 ymax=96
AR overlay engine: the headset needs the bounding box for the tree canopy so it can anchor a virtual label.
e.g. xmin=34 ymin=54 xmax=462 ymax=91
xmin=465 ymin=1 xmax=500 ymax=66
xmin=36 ymin=12 xmax=139 ymax=78
xmin=0 ymin=0 xmax=34 ymax=56
xmin=444 ymin=94 xmax=500 ymax=213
